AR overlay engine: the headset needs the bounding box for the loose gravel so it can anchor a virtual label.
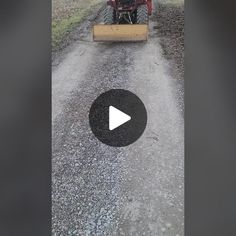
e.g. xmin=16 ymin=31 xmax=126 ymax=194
xmin=156 ymin=2 xmax=184 ymax=80
xmin=52 ymin=1 xmax=184 ymax=235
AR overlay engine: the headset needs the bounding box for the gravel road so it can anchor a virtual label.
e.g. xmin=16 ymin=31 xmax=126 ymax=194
xmin=52 ymin=3 xmax=184 ymax=235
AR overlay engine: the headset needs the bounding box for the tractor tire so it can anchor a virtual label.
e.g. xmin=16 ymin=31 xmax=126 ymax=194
xmin=137 ymin=5 xmax=148 ymax=24
xmin=104 ymin=6 xmax=116 ymax=24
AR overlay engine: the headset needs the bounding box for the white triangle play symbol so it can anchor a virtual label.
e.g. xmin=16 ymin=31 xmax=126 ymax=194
xmin=109 ymin=106 xmax=131 ymax=131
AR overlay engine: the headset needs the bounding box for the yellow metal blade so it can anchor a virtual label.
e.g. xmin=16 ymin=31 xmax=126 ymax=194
xmin=93 ymin=24 xmax=148 ymax=42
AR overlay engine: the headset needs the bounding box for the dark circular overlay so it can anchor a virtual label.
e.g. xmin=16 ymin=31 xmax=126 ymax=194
xmin=89 ymin=89 xmax=147 ymax=147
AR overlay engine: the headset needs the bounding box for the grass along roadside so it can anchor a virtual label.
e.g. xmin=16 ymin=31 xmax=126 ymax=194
xmin=52 ymin=0 xmax=103 ymax=49
xmin=158 ymin=0 xmax=184 ymax=6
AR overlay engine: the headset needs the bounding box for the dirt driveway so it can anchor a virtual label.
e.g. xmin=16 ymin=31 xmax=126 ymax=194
xmin=52 ymin=1 xmax=184 ymax=235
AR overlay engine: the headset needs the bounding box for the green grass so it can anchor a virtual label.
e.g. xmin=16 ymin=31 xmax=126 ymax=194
xmin=160 ymin=0 xmax=184 ymax=6
xmin=52 ymin=0 xmax=102 ymax=49
xmin=52 ymin=10 xmax=86 ymax=48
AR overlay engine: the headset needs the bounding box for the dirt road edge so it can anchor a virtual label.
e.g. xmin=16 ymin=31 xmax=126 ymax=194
xmin=52 ymin=1 xmax=105 ymax=53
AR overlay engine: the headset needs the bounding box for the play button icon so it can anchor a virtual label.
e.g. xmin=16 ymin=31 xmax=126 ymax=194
xmin=89 ymin=89 xmax=147 ymax=147
xmin=109 ymin=106 xmax=131 ymax=131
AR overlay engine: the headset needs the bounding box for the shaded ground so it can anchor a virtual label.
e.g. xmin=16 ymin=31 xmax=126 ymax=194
xmin=156 ymin=2 xmax=184 ymax=80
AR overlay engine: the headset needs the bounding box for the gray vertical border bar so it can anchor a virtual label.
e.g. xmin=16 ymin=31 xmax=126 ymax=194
xmin=185 ymin=0 xmax=236 ymax=235
xmin=0 ymin=0 xmax=51 ymax=235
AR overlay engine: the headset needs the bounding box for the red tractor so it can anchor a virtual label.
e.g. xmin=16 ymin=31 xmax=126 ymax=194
xmin=93 ymin=0 xmax=152 ymax=42
xmin=104 ymin=0 xmax=153 ymax=24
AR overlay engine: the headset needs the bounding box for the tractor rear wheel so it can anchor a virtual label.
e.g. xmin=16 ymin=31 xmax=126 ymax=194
xmin=137 ymin=5 xmax=148 ymax=24
xmin=104 ymin=6 xmax=116 ymax=24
